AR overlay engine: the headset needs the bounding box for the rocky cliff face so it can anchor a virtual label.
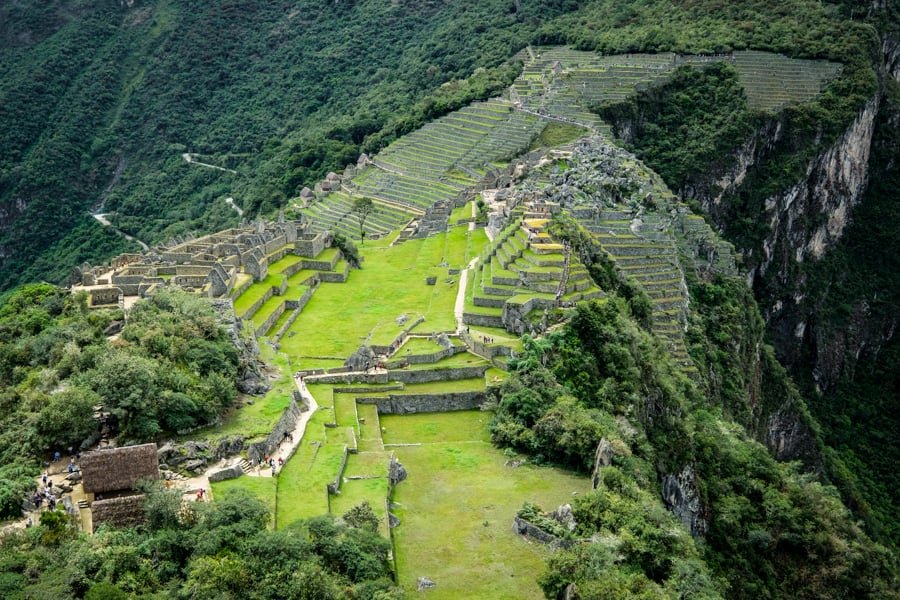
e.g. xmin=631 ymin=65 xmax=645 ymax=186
xmin=688 ymin=39 xmax=900 ymax=392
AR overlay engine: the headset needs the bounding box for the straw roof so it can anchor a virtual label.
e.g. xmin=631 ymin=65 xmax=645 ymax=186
xmin=91 ymin=494 xmax=146 ymax=531
xmin=81 ymin=443 xmax=159 ymax=494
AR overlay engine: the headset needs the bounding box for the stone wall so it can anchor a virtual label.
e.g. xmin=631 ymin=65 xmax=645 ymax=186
xmin=512 ymin=516 xmax=574 ymax=549
xmin=389 ymin=364 xmax=489 ymax=384
xmin=384 ymin=344 xmax=466 ymax=368
xmin=318 ymin=262 xmax=349 ymax=283
xmin=272 ymin=286 xmax=316 ymax=342
xmin=294 ymin=233 xmax=327 ymax=258
xmin=246 ymin=397 xmax=303 ymax=463
xmin=242 ymin=286 xmax=275 ymax=320
xmin=327 ymin=447 xmax=350 ymax=494
xmin=370 ymin=316 xmax=426 ymax=355
xmin=255 ymin=301 xmax=286 ymax=337
xmin=460 ymin=330 xmax=515 ymax=360
xmin=358 ymin=390 xmax=487 ymax=414
xmin=231 ymin=277 xmax=254 ymax=300
xmin=208 ymin=464 xmax=243 ymax=483
xmin=462 ymin=312 xmax=505 ymax=328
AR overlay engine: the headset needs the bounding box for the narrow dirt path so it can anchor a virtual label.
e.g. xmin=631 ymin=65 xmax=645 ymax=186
xmin=182 ymin=152 xmax=238 ymax=174
xmin=92 ymin=213 xmax=150 ymax=252
xmin=455 ymin=256 xmax=479 ymax=332
xmin=224 ymin=197 xmax=244 ymax=217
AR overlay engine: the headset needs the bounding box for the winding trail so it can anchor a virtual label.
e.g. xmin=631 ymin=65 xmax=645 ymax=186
xmin=182 ymin=152 xmax=238 ymax=174
xmin=91 ymin=213 xmax=150 ymax=252
xmin=224 ymin=197 xmax=244 ymax=217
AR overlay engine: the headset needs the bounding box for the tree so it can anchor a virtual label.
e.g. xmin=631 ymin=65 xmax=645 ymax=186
xmin=342 ymin=501 xmax=380 ymax=532
xmin=352 ymin=197 xmax=374 ymax=244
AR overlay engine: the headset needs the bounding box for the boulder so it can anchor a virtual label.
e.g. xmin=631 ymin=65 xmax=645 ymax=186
xmin=389 ymin=458 xmax=407 ymax=486
xmin=416 ymin=577 xmax=436 ymax=591
xmin=184 ymin=459 xmax=207 ymax=473
xmin=208 ymin=464 xmax=243 ymax=483
xmin=103 ymin=321 xmax=124 ymax=336
xmin=550 ymin=503 xmax=577 ymax=532
xmin=214 ymin=436 xmax=244 ymax=460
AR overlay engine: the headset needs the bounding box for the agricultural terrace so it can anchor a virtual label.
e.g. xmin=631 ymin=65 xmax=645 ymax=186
xmin=516 ymin=46 xmax=841 ymax=121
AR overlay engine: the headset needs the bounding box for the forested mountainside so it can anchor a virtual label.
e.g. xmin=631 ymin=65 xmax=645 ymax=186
xmin=0 ymin=0 xmax=898 ymax=598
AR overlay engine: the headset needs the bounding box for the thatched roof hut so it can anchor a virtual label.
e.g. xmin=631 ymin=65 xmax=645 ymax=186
xmin=91 ymin=495 xmax=147 ymax=531
xmin=81 ymin=443 xmax=160 ymax=494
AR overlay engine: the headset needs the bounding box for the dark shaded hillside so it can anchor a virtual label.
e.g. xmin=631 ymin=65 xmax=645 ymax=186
xmin=0 ymin=0 xmax=580 ymax=292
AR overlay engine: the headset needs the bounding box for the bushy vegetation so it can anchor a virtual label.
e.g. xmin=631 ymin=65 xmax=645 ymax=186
xmin=0 ymin=285 xmax=240 ymax=518
xmin=492 ymin=299 xmax=897 ymax=599
xmin=0 ymin=487 xmax=398 ymax=599
xmin=599 ymin=63 xmax=757 ymax=196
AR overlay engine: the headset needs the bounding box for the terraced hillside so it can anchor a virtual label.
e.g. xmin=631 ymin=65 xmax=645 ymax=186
xmin=294 ymin=46 xmax=840 ymax=246
xmin=514 ymin=46 xmax=841 ymax=118
xmin=350 ymin=99 xmax=545 ymax=211
xmin=464 ymin=212 xmax=604 ymax=336
xmin=300 ymin=192 xmax=414 ymax=241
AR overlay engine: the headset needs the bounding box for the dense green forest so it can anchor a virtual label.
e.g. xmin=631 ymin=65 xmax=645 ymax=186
xmin=0 ymin=285 xmax=241 ymax=518
xmin=0 ymin=486 xmax=398 ymax=599
xmin=591 ymin=9 xmax=899 ymax=548
xmin=491 ymin=277 xmax=897 ymax=599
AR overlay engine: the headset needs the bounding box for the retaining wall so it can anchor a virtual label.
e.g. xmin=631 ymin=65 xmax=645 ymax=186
xmin=246 ymin=397 xmax=304 ymax=463
xmin=255 ymin=301 xmax=287 ymax=338
xmin=462 ymin=312 xmax=505 ymax=328
xmin=357 ymin=390 xmax=487 ymax=414
xmin=242 ymin=286 xmax=275 ymax=320
xmin=388 ymin=364 xmax=488 ymax=384
xmin=327 ymin=446 xmax=350 ymax=494
xmin=512 ymin=516 xmax=574 ymax=549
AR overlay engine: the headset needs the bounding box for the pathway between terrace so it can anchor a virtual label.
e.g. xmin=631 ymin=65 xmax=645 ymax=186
xmin=181 ymin=152 xmax=238 ymax=174
xmin=193 ymin=376 xmax=319 ymax=483
xmin=455 ymin=256 xmax=479 ymax=333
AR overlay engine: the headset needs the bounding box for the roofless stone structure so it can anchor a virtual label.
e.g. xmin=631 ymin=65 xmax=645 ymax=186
xmin=71 ymin=219 xmax=330 ymax=308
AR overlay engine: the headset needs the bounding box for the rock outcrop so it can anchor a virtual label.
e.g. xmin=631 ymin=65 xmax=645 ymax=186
xmin=661 ymin=465 xmax=708 ymax=537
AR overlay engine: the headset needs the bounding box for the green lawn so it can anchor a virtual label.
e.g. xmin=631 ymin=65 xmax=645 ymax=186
xmin=387 ymin=411 xmax=590 ymax=599
xmin=279 ymin=231 xmax=465 ymax=366
xmin=233 ymin=273 xmax=284 ymax=317
xmin=328 ymin=450 xmax=392 ymax=534
xmin=396 ymin=351 xmax=487 ymax=370
xmin=398 ymin=336 xmax=445 ymax=355
xmin=268 ymin=254 xmax=302 ymax=275
xmin=189 ymin=344 xmax=294 ymax=442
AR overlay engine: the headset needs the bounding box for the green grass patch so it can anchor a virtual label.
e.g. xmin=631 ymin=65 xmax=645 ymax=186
xmin=191 ymin=344 xmax=294 ymax=442
xmin=449 ymin=201 xmax=473 ymax=224
xmin=251 ymin=296 xmax=285 ymax=329
xmin=398 ymin=336 xmax=445 ymax=355
xmin=393 ymin=378 xmax=486 ymax=394
xmin=268 ymin=254 xmax=302 ymax=274
xmin=528 ymin=122 xmax=588 ymax=150
xmin=381 ymin=410 xmax=491 ymax=445
xmin=280 ymin=232 xmax=462 ymax=365
xmin=394 ymin=352 xmax=487 ymax=370
xmin=389 ymin=412 xmax=590 ymax=599
xmin=233 ymin=273 xmax=284 ymax=316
